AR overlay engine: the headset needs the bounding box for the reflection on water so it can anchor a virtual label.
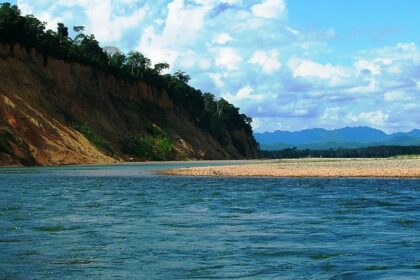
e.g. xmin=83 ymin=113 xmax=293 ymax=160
xmin=0 ymin=164 xmax=419 ymax=279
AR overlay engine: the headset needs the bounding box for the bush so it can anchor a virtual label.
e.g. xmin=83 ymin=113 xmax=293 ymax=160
xmin=130 ymin=128 xmax=173 ymax=161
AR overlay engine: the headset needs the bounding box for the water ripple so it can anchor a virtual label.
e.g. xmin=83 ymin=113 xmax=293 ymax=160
xmin=0 ymin=165 xmax=419 ymax=279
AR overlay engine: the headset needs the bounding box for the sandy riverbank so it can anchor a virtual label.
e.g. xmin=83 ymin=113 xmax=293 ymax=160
xmin=161 ymin=158 xmax=420 ymax=178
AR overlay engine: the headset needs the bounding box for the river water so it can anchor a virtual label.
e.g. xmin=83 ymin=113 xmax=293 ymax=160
xmin=0 ymin=163 xmax=419 ymax=279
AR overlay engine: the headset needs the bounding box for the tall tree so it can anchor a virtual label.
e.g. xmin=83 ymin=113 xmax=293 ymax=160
xmin=0 ymin=3 xmax=22 ymax=43
xmin=78 ymin=34 xmax=107 ymax=67
xmin=57 ymin=22 xmax=68 ymax=44
xmin=73 ymin=25 xmax=85 ymax=44
xmin=127 ymin=51 xmax=151 ymax=75
xmin=109 ymin=51 xmax=126 ymax=69
xmin=173 ymin=70 xmax=190 ymax=84
xmin=73 ymin=25 xmax=85 ymax=33
xmin=154 ymin=62 xmax=170 ymax=74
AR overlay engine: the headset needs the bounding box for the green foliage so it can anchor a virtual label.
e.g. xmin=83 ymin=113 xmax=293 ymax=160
xmin=260 ymin=145 xmax=420 ymax=159
xmin=126 ymin=51 xmax=151 ymax=75
xmin=393 ymin=154 xmax=420 ymax=159
xmin=173 ymin=70 xmax=190 ymax=84
xmin=57 ymin=23 xmax=68 ymax=43
xmin=129 ymin=127 xmax=173 ymax=161
xmin=73 ymin=26 xmax=85 ymax=33
xmin=153 ymin=62 xmax=169 ymax=74
xmin=132 ymin=135 xmax=172 ymax=161
xmin=73 ymin=122 xmax=110 ymax=153
xmin=0 ymin=2 xmax=258 ymax=156
xmin=108 ymin=51 xmax=126 ymax=70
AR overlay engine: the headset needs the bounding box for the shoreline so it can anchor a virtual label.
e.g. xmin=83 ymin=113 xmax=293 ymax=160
xmin=160 ymin=158 xmax=420 ymax=178
xmin=0 ymin=159 xmax=270 ymax=169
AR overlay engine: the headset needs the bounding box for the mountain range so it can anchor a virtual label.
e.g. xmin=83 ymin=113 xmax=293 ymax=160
xmin=254 ymin=127 xmax=420 ymax=150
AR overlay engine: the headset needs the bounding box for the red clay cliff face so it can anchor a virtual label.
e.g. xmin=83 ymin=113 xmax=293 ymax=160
xmin=0 ymin=43 xmax=258 ymax=166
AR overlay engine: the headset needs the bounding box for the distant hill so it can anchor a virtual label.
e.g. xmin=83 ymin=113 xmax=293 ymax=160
xmin=254 ymin=127 xmax=420 ymax=150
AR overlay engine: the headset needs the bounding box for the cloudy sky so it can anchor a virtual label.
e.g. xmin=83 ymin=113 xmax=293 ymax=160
xmin=9 ymin=0 xmax=420 ymax=133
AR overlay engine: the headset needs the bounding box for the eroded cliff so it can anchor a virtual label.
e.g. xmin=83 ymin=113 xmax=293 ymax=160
xmin=0 ymin=43 xmax=258 ymax=166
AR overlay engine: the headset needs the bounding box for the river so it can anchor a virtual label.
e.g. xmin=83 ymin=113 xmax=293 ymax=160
xmin=0 ymin=163 xmax=419 ymax=279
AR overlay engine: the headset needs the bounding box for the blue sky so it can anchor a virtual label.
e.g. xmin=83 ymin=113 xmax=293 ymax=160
xmin=8 ymin=0 xmax=420 ymax=132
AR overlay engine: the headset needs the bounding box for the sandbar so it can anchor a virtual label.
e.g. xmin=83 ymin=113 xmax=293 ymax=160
xmin=161 ymin=158 xmax=420 ymax=178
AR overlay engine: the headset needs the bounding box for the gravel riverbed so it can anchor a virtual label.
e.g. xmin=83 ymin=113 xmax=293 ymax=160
xmin=161 ymin=158 xmax=420 ymax=178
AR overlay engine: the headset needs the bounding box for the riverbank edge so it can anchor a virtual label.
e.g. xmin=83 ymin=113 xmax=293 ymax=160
xmin=0 ymin=159 xmax=271 ymax=168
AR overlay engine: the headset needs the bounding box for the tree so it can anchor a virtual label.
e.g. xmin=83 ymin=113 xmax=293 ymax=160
xmin=127 ymin=51 xmax=151 ymax=75
xmin=127 ymin=51 xmax=141 ymax=74
xmin=154 ymin=62 xmax=169 ymax=74
xmin=78 ymin=34 xmax=108 ymax=67
xmin=216 ymin=98 xmax=229 ymax=118
xmin=73 ymin=25 xmax=85 ymax=44
xmin=173 ymin=70 xmax=190 ymax=84
xmin=241 ymin=114 xmax=253 ymax=125
xmin=57 ymin=22 xmax=68 ymax=44
xmin=0 ymin=3 xmax=22 ymax=43
xmin=73 ymin=25 xmax=85 ymax=33
xmin=108 ymin=51 xmax=126 ymax=69
xmin=22 ymin=15 xmax=45 ymax=47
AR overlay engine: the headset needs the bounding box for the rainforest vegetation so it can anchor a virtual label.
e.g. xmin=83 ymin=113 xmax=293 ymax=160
xmin=0 ymin=3 xmax=257 ymax=156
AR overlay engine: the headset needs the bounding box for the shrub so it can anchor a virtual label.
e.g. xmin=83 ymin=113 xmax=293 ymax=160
xmin=130 ymin=130 xmax=173 ymax=161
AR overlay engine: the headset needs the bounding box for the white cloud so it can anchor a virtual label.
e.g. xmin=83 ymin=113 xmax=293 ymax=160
xmin=347 ymin=80 xmax=378 ymax=94
xmin=320 ymin=107 xmax=341 ymax=121
xmin=213 ymin=47 xmax=242 ymax=70
xmin=177 ymin=50 xmax=211 ymax=70
xmin=225 ymin=86 xmax=266 ymax=103
xmin=17 ymin=1 xmax=33 ymax=15
xmin=163 ymin=0 xmax=209 ymax=41
xmin=357 ymin=42 xmax=420 ymax=64
xmin=213 ymin=33 xmax=233 ymax=45
xmin=384 ymin=91 xmax=411 ymax=102
xmin=288 ymin=58 xmax=349 ymax=80
xmin=346 ymin=111 xmax=389 ymax=126
xmin=355 ymin=59 xmax=381 ymax=75
xmin=235 ymin=86 xmax=253 ymax=99
xmin=249 ymin=49 xmax=282 ymax=74
xmin=151 ymin=0 xmax=209 ymax=46
xmin=139 ymin=0 xmax=211 ymax=66
xmin=209 ymin=72 xmax=228 ymax=88
xmin=19 ymin=0 xmax=147 ymax=43
xmin=251 ymin=0 xmax=286 ymax=19
xmin=19 ymin=0 xmax=68 ymax=30
xmin=285 ymin=26 xmax=299 ymax=35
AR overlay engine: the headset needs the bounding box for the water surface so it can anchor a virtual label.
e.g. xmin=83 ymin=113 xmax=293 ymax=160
xmin=0 ymin=163 xmax=419 ymax=279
